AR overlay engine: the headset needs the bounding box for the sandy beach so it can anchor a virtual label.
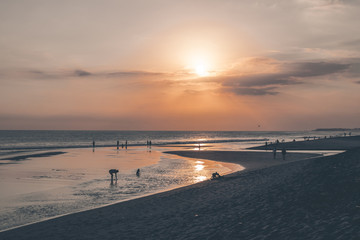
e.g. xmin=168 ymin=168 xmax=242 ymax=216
xmin=250 ymin=135 xmax=360 ymax=150
xmin=1 ymin=138 xmax=360 ymax=239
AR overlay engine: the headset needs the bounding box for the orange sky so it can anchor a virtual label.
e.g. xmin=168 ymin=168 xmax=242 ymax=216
xmin=0 ymin=0 xmax=360 ymax=130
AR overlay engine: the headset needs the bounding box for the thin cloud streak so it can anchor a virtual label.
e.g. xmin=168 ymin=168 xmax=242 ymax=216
xmin=225 ymin=87 xmax=279 ymax=96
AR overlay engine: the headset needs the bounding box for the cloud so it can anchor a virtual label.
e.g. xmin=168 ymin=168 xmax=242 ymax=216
xmin=226 ymin=87 xmax=279 ymax=96
xmin=106 ymin=71 xmax=165 ymax=77
xmin=287 ymin=62 xmax=350 ymax=77
xmin=0 ymin=68 xmax=169 ymax=81
xmin=221 ymin=60 xmax=351 ymax=96
xmin=73 ymin=69 xmax=165 ymax=78
xmin=74 ymin=69 xmax=92 ymax=77
xmin=223 ymin=74 xmax=303 ymax=87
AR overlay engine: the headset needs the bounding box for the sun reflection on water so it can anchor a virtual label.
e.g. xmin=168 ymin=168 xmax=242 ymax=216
xmin=193 ymin=143 xmax=207 ymax=151
xmin=194 ymin=176 xmax=207 ymax=183
xmin=195 ymin=164 xmax=204 ymax=171
xmin=194 ymin=160 xmax=205 ymax=171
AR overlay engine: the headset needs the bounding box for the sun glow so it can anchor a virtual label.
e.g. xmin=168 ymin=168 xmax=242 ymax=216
xmin=195 ymin=64 xmax=209 ymax=77
xmin=186 ymin=52 xmax=213 ymax=77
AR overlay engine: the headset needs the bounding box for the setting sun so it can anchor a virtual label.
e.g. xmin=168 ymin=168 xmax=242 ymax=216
xmin=195 ymin=64 xmax=209 ymax=77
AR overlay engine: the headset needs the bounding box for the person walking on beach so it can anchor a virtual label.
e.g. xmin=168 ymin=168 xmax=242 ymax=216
xmin=273 ymin=147 xmax=277 ymax=159
xmin=136 ymin=168 xmax=140 ymax=177
xmin=282 ymin=148 xmax=287 ymax=160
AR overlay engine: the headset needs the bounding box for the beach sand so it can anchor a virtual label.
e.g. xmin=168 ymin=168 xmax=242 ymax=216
xmin=250 ymin=135 xmax=360 ymax=150
xmin=1 ymin=140 xmax=360 ymax=239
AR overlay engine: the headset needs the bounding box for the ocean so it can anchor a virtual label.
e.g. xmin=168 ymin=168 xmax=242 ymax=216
xmin=0 ymin=130 xmax=352 ymax=150
xmin=0 ymin=130 xmax=357 ymax=231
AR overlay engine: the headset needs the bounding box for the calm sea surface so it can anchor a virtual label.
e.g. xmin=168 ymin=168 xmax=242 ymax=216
xmin=0 ymin=130 xmax=353 ymax=150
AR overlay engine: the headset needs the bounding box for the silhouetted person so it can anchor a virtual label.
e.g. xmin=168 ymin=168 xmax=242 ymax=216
xmin=211 ymin=172 xmax=221 ymax=180
xmin=109 ymin=169 xmax=119 ymax=185
xmin=117 ymin=140 xmax=119 ymax=150
xmin=125 ymin=140 xmax=128 ymax=149
xmin=273 ymin=148 xmax=277 ymax=159
xmin=265 ymin=141 xmax=268 ymax=149
xmin=93 ymin=140 xmax=95 ymax=148
xmin=282 ymin=148 xmax=286 ymax=160
xmin=136 ymin=169 xmax=140 ymax=177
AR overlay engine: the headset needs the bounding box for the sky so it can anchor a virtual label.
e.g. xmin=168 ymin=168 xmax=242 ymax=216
xmin=0 ymin=0 xmax=360 ymax=131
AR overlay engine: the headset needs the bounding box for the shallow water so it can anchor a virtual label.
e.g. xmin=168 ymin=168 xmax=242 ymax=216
xmin=0 ymin=145 xmax=242 ymax=231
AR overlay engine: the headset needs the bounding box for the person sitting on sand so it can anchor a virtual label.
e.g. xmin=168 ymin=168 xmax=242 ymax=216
xmin=211 ymin=172 xmax=221 ymax=180
xmin=136 ymin=168 xmax=140 ymax=177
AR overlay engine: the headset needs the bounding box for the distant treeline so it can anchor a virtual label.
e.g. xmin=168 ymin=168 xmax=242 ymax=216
xmin=313 ymin=128 xmax=360 ymax=131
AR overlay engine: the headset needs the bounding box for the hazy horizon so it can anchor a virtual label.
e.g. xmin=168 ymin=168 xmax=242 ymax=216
xmin=1 ymin=0 xmax=360 ymax=131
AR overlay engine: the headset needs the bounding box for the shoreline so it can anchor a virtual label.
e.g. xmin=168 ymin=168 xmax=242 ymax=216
xmin=164 ymin=150 xmax=321 ymax=173
xmin=2 ymin=136 xmax=360 ymax=239
xmin=0 ymin=146 xmax=240 ymax=232
xmin=0 ymin=148 xmax=331 ymax=239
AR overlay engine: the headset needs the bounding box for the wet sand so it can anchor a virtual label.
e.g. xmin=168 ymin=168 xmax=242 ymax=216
xmin=0 ymin=151 xmax=66 ymax=161
xmin=2 ymin=142 xmax=360 ymax=239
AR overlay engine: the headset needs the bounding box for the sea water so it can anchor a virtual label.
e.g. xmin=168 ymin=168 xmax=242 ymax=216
xmin=0 ymin=129 xmax=354 ymax=150
xmin=0 ymin=130 xmax=358 ymax=231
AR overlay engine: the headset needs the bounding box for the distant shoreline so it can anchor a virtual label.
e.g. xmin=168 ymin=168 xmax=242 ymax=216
xmin=313 ymin=128 xmax=360 ymax=131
